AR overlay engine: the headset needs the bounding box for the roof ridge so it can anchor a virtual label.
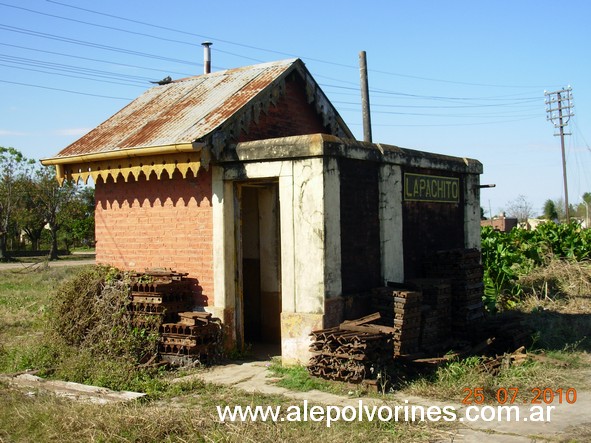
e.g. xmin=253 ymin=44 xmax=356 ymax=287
xmin=171 ymin=58 xmax=300 ymax=84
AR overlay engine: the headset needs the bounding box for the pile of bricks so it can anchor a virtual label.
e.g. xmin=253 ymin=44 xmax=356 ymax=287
xmin=128 ymin=269 xmax=222 ymax=365
xmin=159 ymin=311 xmax=222 ymax=365
xmin=407 ymin=279 xmax=452 ymax=353
xmin=129 ymin=269 xmax=192 ymax=326
xmin=308 ymin=315 xmax=393 ymax=383
xmin=371 ymin=289 xmax=422 ymax=356
xmin=423 ymin=249 xmax=485 ymax=338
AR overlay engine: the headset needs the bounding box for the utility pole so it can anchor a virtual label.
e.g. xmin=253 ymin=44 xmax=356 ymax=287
xmin=545 ymin=86 xmax=574 ymax=221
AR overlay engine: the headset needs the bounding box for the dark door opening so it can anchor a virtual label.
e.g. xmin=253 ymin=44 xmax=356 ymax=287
xmin=238 ymin=182 xmax=281 ymax=351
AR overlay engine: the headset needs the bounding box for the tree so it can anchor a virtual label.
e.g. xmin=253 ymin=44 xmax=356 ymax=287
xmin=33 ymin=167 xmax=78 ymax=260
xmin=543 ymin=199 xmax=559 ymax=221
xmin=13 ymin=171 xmax=46 ymax=251
xmin=0 ymin=147 xmax=35 ymax=260
xmin=506 ymin=195 xmax=534 ymax=224
xmin=60 ymin=186 xmax=95 ymax=249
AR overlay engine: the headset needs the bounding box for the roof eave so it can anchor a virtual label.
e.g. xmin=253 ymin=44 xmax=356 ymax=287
xmin=40 ymin=142 xmax=205 ymax=166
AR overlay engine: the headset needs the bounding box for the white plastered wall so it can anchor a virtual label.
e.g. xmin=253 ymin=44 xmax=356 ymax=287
xmin=212 ymin=158 xmax=340 ymax=361
xmin=379 ymin=163 xmax=404 ymax=284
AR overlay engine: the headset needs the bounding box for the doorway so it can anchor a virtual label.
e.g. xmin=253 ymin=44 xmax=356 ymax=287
xmin=236 ymin=181 xmax=281 ymax=353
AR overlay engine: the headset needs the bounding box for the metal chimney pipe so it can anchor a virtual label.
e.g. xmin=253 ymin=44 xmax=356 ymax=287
xmin=359 ymin=50 xmax=372 ymax=143
xmin=202 ymin=41 xmax=212 ymax=74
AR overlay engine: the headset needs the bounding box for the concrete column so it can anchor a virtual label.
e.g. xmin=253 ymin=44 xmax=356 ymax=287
xmin=211 ymin=166 xmax=236 ymax=341
xmin=379 ymin=163 xmax=404 ymax=283
xmin=279 ymin=171 xmax=296 ymax=313
xmin=292 ymin=158 xmax=325 ymax=314
xmin=323 ymin=157 xmax=342 ymax=298
xmin=464 ymin=173 xmax=481 ymax=250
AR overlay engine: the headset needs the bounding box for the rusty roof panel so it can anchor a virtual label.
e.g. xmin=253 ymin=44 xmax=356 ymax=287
xmin=52 ymin=59 xmax=298 ymax=158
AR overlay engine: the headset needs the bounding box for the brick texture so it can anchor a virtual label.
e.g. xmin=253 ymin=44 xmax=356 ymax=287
xmin=93 ymin=73 xmax=331 ymax=308
xmin=238 ymin=74 xmax=328 ymax=142
xmin=94 ymin=168 xmax=213 ymax=306
xmin=402 ymin=168 xmax=465 ymax=280
xmin=338 ymin=159 xmax=381 ymax=293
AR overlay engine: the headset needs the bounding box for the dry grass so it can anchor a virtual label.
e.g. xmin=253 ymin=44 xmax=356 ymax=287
xmin=0 ymin=267 xmax=77 ymax=372
xmin=0 ymin=382 xmax=444 ymax=443
xmin=2 ymin=263 xmax=590 ymax=441
xmin=519 ymin=259 xmax=591 ymax=302
xmin=403 ymin=259 xmax=591 ymax=402
xmin=517 ymin=259 xmax=591 ymax=354
xmin=0 ymin=267 xmax=445 ymax=442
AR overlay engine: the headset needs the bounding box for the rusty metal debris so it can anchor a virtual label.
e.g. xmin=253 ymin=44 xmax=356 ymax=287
xmin=307 ymin=249 xmax=506 ymax=385
xmin=308 ymin=314 xmax=393 ymax=384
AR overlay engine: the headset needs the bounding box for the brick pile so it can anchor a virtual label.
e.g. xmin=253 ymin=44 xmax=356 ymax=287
xmin=407 ymin=278 xmax=452 ymax=352
xmin=128 ymin=269 xmax=222 ymax=365
xmin=371 ymin=288 xmax=422 ymax=356
xmin=159 ymin=311 xmax=222 ymax=365
xmin=423 ymin=248 xmax=485 ymax=338
xmin=129 ymin=269 xmax=192 ymax=326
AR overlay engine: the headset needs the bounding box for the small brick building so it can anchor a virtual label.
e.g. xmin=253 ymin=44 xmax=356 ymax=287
xmin=42 ymin=59 xmax=483 ymax=363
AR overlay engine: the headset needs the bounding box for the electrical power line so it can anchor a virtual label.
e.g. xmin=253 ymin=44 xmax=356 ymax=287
xmin=0 ymin=78 xmax=132 ymax=100
xmin=0 ymin=19 xmax=547 ymax=107
xmin=0 ymin=42 xmax=194 ymax=77
xmin=0 ymin=23 xmax=199 ymax=66
xmin=0 ymin=62 xmax=148 ymax=88
xmin=0 ymin=0 xmax=574 ymax=131
xmin=43 ymin=0 xmax=557 ymax=89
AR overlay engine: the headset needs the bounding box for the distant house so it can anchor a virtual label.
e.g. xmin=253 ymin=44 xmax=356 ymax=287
xmin=42 ymin=58 xmax=482 ymax=363
xmin=481 ymin=213 xmax=518 ymax=232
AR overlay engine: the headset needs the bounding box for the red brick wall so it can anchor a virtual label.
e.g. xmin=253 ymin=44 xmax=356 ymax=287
xmin=94 ymin=168 xmax=213 ymax=305
xmin=239 ymin=74 xmax=329 ymax=142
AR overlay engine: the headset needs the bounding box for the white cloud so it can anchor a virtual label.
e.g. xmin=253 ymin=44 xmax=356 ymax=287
xmin=0 ymin=129 xmax=27 ymax=136
xmin=54 ymin=128 xmax=91 ymax=136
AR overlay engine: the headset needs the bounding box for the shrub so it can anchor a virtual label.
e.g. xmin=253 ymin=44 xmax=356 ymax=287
xmin=42 ymin=266 xmax=161 ymax=390
xmin=481 ymin=222 xmax=591 ymax=310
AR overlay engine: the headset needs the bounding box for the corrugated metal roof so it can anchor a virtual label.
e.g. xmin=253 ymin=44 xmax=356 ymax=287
xmin=50 ymin=58 xmax=334 ymax=159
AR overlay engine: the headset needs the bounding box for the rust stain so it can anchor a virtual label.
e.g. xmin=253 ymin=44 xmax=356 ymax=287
xmin=53 ymin=60 xmax=301 ymax=158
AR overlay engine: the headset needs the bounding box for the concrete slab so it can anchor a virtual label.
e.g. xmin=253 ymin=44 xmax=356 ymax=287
xmin=1 ymin=373 xmax=146 ymax=404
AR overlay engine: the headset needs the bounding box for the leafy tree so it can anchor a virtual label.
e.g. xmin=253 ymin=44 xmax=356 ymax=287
xmin=13 ymin=172 xmax=46 ymax=251
xmin=32 ymin=167 xmax=78 ymax=260
xmin=60 ymin=186 xmax=95 ymax=249
xmin=0 ymin=147 xmax=35 ymax=260
xmin=543 ymin=199 xmax=559 ymax=221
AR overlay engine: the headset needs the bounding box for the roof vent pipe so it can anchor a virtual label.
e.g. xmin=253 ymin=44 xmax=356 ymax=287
xmin=202 ymin=41 xmax=212 ymax=74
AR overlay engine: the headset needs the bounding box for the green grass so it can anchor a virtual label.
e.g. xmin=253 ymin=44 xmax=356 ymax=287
xmin=0 ymin=267 xmax=81 ymax=372
xmin=267 ymin=358 xmax=354 ymax=394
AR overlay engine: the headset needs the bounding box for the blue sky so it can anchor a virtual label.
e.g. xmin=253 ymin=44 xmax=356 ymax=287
xmin=1 ymin=0 xmax=589 ymax=216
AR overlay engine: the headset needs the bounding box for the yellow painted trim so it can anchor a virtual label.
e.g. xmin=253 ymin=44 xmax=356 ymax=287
xmin=40 ymin=142 xmax=204 ymax=166
xmin=56 ymin=151 xmax=202 ymax=185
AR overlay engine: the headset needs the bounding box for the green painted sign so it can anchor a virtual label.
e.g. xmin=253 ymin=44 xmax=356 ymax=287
xmin=404 ymin=173 xmax=460 ymax=203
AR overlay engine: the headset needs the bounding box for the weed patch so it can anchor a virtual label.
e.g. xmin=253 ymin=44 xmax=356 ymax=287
xmin=268 ymin=358 xmax=348 ymax=394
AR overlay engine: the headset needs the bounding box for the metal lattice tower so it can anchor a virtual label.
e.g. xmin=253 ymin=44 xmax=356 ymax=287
xmin=545 ymin=86 xmax=574 ymax=220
